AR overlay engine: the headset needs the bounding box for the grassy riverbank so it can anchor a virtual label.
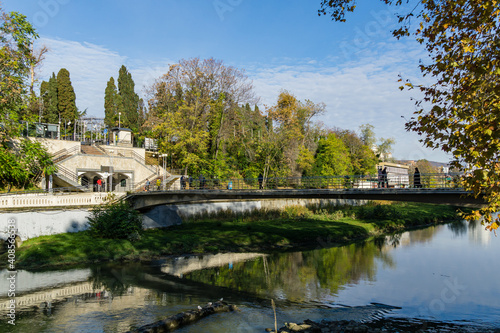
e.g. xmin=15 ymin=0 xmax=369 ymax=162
xmin=1 ymin=202 xmax=467 ymax=270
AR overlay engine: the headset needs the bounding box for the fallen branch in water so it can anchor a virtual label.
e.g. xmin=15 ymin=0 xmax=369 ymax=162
xmin=128 ymin=301 xmax=239 ymax=333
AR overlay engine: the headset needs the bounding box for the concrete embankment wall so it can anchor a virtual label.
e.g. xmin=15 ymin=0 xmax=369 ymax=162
xmin=1 ymin=198 xmax=366 ymax=241
xmin=141 ymin=198 xmax=367 ymax=228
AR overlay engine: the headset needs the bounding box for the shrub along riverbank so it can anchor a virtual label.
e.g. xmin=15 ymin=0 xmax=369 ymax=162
xmin=1 ymin=202 xmax=468 ymax=270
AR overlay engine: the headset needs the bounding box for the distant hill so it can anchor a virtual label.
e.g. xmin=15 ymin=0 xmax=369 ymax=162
xmin=397 ymin=160 xmax=449 ymax=169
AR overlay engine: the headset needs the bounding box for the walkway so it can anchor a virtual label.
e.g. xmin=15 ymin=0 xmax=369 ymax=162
xmin=126 ymin=187 xmax=484 ymax=211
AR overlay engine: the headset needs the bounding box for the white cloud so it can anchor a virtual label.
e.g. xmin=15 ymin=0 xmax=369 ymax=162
xmin=35 ymin=37 xmax=174 ymax=118
xmin=35 ymin=37 xmax=450 ymax=163
xmin=247 ymin=43 xmax=450 ymax=163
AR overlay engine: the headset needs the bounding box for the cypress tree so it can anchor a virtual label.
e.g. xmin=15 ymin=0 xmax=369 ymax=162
xmin=56 ymin=68 xmax=77 ymax=128
xmin=40 ymin=73 xmax=59 ymax=124
xmin=104 ymin=77 xmax=119 ymax=128
xmin=39 ymin=73 xmax=59 ymax=124
xmin=117 ymin=65 xmax=140 ymax=132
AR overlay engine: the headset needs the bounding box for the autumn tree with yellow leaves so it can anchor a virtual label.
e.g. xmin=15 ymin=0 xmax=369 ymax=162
xmin=320 ymin=0 xmax=500 ymax=231
xmin=146 ymin=58 xmax=258 ymax=177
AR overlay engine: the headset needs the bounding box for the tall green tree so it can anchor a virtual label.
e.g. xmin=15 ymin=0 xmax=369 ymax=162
xmin=313 ymin=132 xmax=352 ymax=176
xmin=40 ymin=72 xmax=59 ymax=123
xmin=0 ymin=7 xmax=55 ymax=192
xmin=377 ymin=137 xmax=396 ymax=162
xmin=359 ymin=124 xmax=376 ymax=149
xmin=147 ymin=58 xmax=257 ymax=176
xmin=0 ymin=8 xmax=38 ymax=138
xmin=319 ymin=1 xmax=500 ymax=228
xmin=267 ymin=91 xmax=325 ymax=177
xmin=56 ymin=68 xmax=77 ymax=129
xmin=335 ymin=129 xmax=378 ymax=175
xmin=104 ymin=76 xmax=120 ymax=128
xmin=117 ymin=65 xmax=140 ymax=132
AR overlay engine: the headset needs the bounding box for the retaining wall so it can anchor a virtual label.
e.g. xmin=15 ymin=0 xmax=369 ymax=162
xmin=0 ymin=198 xmax=366 ymax=241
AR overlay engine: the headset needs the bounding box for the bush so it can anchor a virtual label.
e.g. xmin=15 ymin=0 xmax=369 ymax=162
xmin=87 ymin=200 xmax=143 ymax=240
xmin=356 ymin=203 xmax=402 ymax=220
xmin=282 ymin=205 xmax=310 ymax=219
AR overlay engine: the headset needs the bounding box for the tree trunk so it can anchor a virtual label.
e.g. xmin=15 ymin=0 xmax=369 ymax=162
xmin=128 ymin=301 xmax=238 ymax=333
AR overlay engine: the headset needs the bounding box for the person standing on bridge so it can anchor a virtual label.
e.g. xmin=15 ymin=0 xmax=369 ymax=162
xmin=180 ymin=175 xmax=186 ymax=189
xmin=382 ymin=167 xmax=388 ymax=188
xmin=258 ymin=173 xmax=264 ymax=189
xmin=377 ymin=168 xmax=382 ymax=188
xmin=414 ymin=167 xmax=422 ymax=188
xmin=97 ymin=178 xmax=102 ymax=192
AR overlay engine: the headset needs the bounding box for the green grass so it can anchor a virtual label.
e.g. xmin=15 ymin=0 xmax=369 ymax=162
xmin=0 ymin=202 xmax=467 ymax=270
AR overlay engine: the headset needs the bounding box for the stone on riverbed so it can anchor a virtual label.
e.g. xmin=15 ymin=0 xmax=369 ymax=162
xmin=127 ymin=300 xmax=238 ymax=332
xmin=271 ymin=318 xmax=498 ymax=333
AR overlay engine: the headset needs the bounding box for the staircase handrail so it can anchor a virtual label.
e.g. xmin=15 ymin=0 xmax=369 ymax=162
xmin=51 ymin=148 xmax=68 ymax=159
xmin=94 ymin=143 xmax=109 ymax=155
xmin=130 ymin=150 xmax=157 ymax=174
xmin=52 ymin=145 xmax=81 ymax=163
xmin=56 ymin=164 xmax=79 ymax=184
xmin=134 ymin=172 xmax=165 ymax=191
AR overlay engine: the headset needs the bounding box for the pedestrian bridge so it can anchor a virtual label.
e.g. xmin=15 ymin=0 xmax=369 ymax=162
xmin=126 ymin=188 xmax=485 ymax=211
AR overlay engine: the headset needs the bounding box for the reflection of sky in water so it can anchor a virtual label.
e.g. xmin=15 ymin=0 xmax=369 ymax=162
xmin=332 ymin=221 xmax=500 ymax=326
xmin=1 ymin=220 xmax=499 ymax=332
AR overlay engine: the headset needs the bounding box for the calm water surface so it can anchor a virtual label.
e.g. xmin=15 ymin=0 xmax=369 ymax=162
xmin=0 ymin=220 xmax=499 ymax=332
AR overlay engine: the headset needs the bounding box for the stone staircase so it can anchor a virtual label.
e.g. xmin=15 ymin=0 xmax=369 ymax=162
xmin=81 ymin=145 xmax=106 ymax=155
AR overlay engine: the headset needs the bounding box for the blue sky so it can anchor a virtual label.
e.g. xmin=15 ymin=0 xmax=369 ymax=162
xmin=2 ymin=0 xmax=450 ymax=162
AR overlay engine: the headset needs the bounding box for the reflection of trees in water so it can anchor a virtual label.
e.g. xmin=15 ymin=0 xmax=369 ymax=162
xmin=408 ymin=226 xmax=439 ymax=244
xmin=468 ymin=219 xmax=479 ymax=231
xmin=448 ymin=220 xmax=468 ymax=237
xmin=386 ymin=234 xmax=402 ymax=248
xmin=375 ymin=225 xmax=441 ymax=251
xmin=183 ymin=242 xmax=395 ymax=302
xmin=90 ymin=263 xmax=145 ymax=296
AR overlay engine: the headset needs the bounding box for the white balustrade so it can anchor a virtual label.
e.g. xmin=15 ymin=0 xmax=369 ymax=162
xmin=0 ymin=193 xmax=125 ymax=209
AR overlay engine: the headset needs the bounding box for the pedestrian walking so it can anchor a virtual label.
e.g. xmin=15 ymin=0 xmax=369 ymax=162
xmin=382 ymin=167 xmax=388 ymax=188
xmin=414 ymin=167 xmax=422 ymax=188
xmin=377 ymin=168 xmax=382 ymax=188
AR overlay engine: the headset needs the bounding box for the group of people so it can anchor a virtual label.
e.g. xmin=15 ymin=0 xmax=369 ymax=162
xmin=144 ymin=168 xmax=424 ymax=192
xmin=377 ymin=167 xmax=388 ymax=188
xmin=180 ymin=175 xmax=190 ymax=189
xmin=378 ymin=166 xmax=422 ymax=188
xmin=144 ymin=178 xmax=165 ymax=191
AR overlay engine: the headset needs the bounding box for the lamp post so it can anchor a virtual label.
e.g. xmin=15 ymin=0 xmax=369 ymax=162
xmin=119 ymin=112 xmax=121 ymax=128
xmin=38 ymin=91 xmax=48 ymax=123
xmin=109 ymin=149 xmax=114 ymax=192
xmin=161 ymin=153 xmax=168 ymax=190
xmin=67 ymin=121 xmax=71 ymax=141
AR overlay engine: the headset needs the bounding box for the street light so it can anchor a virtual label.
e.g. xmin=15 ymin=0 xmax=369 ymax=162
xmin=119 ymin=112 xmax=121 ymax=128
xmin=38 ymin=91 xmax=48 ymax=123
xmin=161 ymin=153 xmax=168 ymax=190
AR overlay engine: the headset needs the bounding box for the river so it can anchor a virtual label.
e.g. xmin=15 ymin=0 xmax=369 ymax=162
xmin=0 ymin=219 xmax=499 ymax=332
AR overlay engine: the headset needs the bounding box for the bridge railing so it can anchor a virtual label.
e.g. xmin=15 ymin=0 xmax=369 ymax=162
xmin=140 ymin=173 xmax=463 ymax=192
